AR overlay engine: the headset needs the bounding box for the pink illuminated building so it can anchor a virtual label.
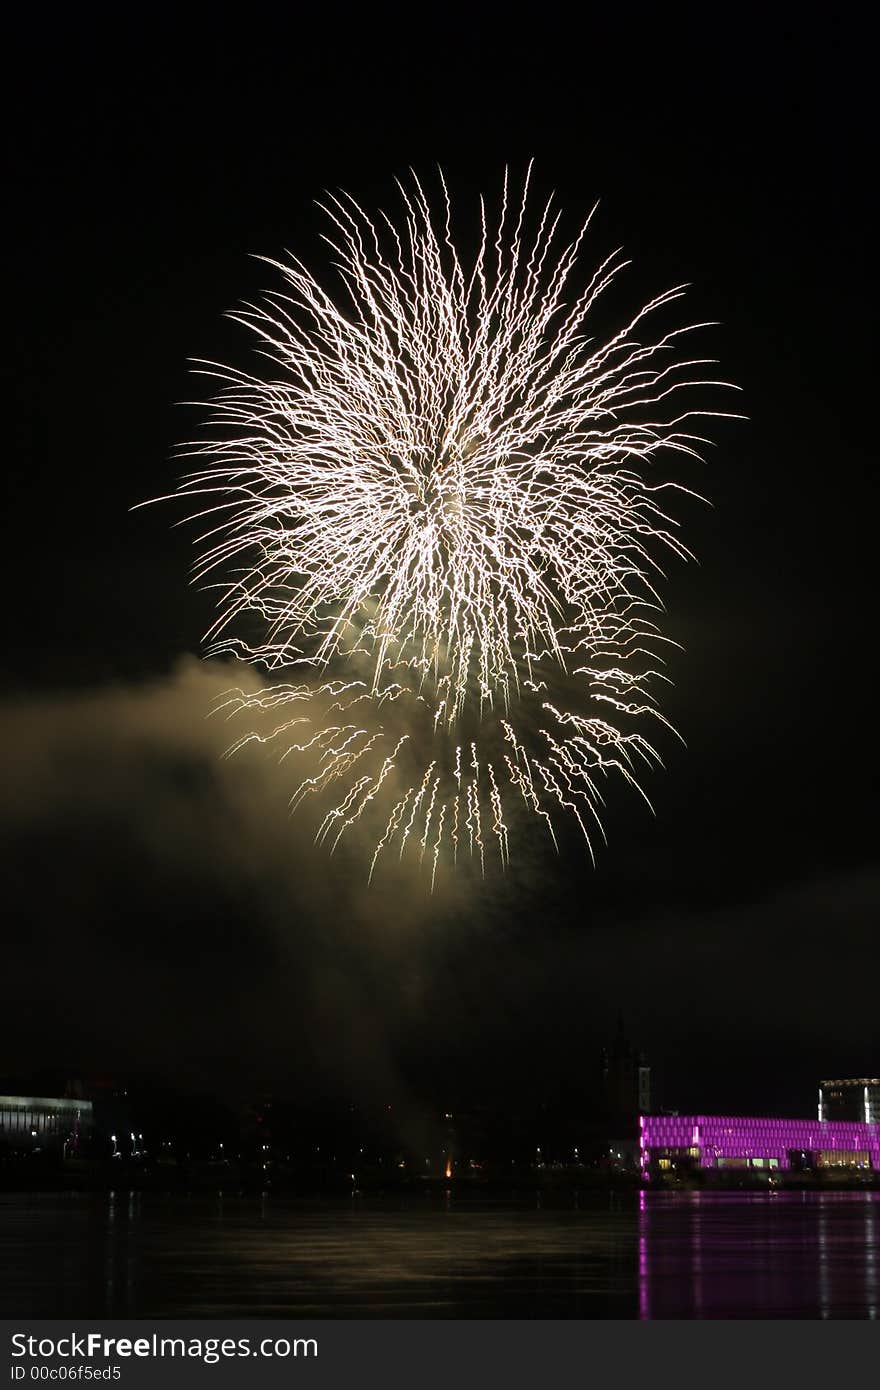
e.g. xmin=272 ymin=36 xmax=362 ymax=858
xmin=639 ymin=1113 xmax=880 ymax=1178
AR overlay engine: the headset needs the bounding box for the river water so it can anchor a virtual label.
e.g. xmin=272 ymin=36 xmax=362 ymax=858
xmin=2 ymin=1189 xmax=877 ymax=1319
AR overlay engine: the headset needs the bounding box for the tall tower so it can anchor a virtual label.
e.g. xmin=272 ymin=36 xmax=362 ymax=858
xmin=601 ymin=1015 xmax=651 ymax=1138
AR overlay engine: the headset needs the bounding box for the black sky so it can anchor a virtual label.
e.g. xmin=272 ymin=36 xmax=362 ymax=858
xmin=3 ymin=7 xmax=878 ymax=1119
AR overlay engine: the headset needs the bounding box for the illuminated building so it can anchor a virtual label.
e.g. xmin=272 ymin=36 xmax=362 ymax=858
xmin=639 ymin=1113 xmax=880 ymax=1177
xmin=0 ymin=1094 xmax=93 ymax=1150
xmin=818 ymin=1078 xmax=879 ymax=1124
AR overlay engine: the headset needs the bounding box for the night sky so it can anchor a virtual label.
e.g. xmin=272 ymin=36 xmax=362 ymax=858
xmin=3 ymin=10 xmax=877 ymax=1122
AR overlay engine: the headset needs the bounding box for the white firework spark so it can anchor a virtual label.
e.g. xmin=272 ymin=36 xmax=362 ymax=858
xmin=174 ymin=166 xmax=736 ymax=881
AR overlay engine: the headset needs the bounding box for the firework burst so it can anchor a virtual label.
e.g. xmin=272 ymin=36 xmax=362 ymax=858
xmin=174 ymin=166 xmax=735 ymax=884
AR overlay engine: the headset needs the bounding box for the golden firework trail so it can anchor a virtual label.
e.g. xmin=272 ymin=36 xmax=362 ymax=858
xmin=174 ymin=166 xmax=737 ymax=882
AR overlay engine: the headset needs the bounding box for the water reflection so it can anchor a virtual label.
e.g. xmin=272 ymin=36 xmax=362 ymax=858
xmin=637 ymin=1190 xmax=879 ymax=1319
xmin=1 ymin=1189 xmax=877 ymax=1318
xmin=866 ymin=1198 xmax=877 ymax=1319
